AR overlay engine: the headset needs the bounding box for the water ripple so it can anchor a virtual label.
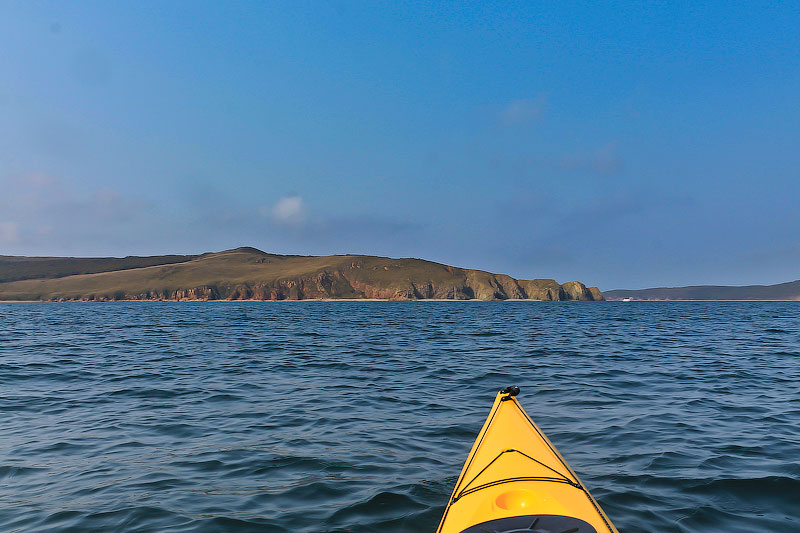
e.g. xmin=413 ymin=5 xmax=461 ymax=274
xmin=0 ymin=301 xmax=798 ymax=532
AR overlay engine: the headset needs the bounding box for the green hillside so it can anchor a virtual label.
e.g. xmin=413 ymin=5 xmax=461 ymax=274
xmin=0 ymin=254 xmax=197 ymax=283
xmin=0 ymin=247 xmax=603 ymax=301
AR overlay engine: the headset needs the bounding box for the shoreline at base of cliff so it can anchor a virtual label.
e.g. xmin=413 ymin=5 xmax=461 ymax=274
xmin=0 ymin=298 xmax=602 ymax=303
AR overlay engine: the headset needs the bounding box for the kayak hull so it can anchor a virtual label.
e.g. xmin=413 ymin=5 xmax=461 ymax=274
xmin=437 ymin=388 xmax=617 ymax=533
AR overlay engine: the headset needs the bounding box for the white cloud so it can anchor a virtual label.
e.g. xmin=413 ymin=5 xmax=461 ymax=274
xmin=0 ymin=222 xmax=20 ymax=243
xmin=499 ymin=96 xmax=548 ymax=125
xmin=268 ymin=196 xmax=306 ymax=226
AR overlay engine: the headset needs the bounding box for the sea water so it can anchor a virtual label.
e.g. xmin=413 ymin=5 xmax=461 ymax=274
xmin=1 ymin=301 xmax=797 ymax=532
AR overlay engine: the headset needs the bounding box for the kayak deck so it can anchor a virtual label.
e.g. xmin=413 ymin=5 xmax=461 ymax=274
xmin=437 ymin=387 xmax=617 ymax=533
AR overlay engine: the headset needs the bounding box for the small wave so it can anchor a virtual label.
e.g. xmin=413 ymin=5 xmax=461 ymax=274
xmin=0 ymin=465 xmax=46 ymax=480
xmin=327 ymin=489 xmax=425 ymax=525
xmin=467 ymin=330 xmax=505 ymax=337
xmin=688 ymin=475 xmax=800 ymax=501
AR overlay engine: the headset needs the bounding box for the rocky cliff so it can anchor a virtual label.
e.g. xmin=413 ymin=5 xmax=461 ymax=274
xmin=0 ymin=247 xmax=603 ymax=302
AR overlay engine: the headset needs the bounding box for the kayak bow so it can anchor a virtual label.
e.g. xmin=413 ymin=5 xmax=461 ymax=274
xmin=437 ymin=386 xmax=617 ymax=533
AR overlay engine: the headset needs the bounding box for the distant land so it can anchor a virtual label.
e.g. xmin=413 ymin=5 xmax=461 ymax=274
xmin=0 ymin=247 xmax=603 ymax=302
xmin=605 ymin=281 xmax=800 ymax=301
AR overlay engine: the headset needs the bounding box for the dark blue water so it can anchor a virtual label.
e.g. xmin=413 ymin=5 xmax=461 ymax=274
xmin=1 ymin=302 xmax=798 ymax=532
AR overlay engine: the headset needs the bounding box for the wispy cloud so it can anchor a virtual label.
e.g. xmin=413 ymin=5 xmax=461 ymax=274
xmin=0 ymin=172 xmax=425 ymax=259
xmin=740 ymin=243 xmax=800 ymax=268
xmin=499 ymin=96 xmax=548 ymax=126
xmin=0 ymin=222 xmax=20 ymax=244
xmin=265 ymin=196 xmax=307 ymax=227
xmin=0 ymin=172 xmax=157 ymax=254
xmin=560 ymin=142 xmax=624 ymax=176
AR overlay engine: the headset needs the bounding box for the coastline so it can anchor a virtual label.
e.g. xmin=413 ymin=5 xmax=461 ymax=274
xmin=604 ymin=299 xmax=800 ymax=302
xmin=1 ymin=298 xmax=798 ymax=303
xmin=0 ymin=298 xmax=557 ymax=303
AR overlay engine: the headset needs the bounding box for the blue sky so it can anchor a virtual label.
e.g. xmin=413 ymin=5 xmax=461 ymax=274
xmin=2 ymin=2 xmax=799 ymax=289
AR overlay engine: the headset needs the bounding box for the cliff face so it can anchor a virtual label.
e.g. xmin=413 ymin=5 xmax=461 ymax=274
xmin=0 ymin=248 xmax=603 ymax=302
xmin=116 ymin=274 xmax=601 ymax=301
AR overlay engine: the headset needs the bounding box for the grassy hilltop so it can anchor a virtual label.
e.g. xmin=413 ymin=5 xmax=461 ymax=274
xmin=0 ymin=247 xmax=603 ymax=301
xmin=0 ymin=254 xmax=197 ymax=283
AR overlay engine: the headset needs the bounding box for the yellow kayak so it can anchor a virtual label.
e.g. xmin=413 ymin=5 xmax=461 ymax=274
xmin=437 ymin=386 xmax=617 ymax=533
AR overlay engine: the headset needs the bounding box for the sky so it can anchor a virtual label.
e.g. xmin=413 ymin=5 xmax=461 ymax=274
xmin=1 ymin=2 xmax=799 ymax=290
